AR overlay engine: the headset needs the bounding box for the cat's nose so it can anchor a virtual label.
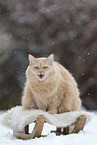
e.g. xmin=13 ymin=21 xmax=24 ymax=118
xmin=39 ymin=69 xmax=43 ymax=73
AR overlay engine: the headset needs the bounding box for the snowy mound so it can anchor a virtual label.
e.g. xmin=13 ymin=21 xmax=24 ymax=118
xmin=1 ymin=106 xmax=93 ymax=132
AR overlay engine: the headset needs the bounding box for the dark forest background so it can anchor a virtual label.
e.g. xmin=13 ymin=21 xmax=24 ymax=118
xmin=0 ymin=0 xmax=97 ymax=110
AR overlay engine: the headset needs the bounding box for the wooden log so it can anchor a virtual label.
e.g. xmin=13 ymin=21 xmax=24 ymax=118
xmin=71 ymin=115 xmax=86 ymax=133
xmin=13 ymin=115 xmax=45 ymax=139
xmin=51 ymin=127 xmax=62 ymax=135
xmin=25 ymin=125 xmax=29 ymax=134
xmin=56 ymin=127 xmax=62 ymax=135
xmin=51 ymin=116 xmax=86 ymax=135
xmin=63 ymin=126 xmax=69 ymax=135
xmin=13 ymin=115 xmax=86 ymax=139
xmin=32 ymin=115 xmax=45 ymax=138
xmin=51 ymin=127 xmax=70 ymax=135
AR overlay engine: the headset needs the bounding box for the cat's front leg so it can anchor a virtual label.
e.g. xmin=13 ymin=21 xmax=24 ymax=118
xmin=48 ymin=101 xmax=57 ymax=114
xmin=37 ymin=102 xmax=47 ymax=112
xmin=22 ymin=84 xmax=38 ymax=110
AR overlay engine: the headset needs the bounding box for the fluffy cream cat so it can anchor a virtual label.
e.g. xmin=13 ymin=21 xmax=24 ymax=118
xmin=22 ymin=54 xmax=81 ymax=114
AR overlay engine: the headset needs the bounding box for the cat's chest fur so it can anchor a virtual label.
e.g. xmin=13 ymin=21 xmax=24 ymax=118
xmin=29 ymin=74 xmax=60 ymax=99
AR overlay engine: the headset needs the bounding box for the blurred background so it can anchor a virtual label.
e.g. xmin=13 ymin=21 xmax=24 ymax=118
xmin=0 ymin=0 xmax=97 ymax=110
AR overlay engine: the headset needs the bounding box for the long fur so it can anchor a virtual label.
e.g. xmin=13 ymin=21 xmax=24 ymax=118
xmin=1 ymin=106 xmax=93 ymax=132
xmin=22 ymin=54 xmax=81 ymax=114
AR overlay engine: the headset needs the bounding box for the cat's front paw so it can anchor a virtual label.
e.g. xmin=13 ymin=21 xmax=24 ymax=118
xmin=48 ymin=110 xmax=57 ymax=114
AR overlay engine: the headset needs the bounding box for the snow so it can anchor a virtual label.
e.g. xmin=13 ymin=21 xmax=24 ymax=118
xmin=0 ymin=110 xmax=97 ymax=145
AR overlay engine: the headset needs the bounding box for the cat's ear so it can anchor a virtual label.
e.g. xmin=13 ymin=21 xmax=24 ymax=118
xmin=28 ymin=54 xmax=36 ymax=65
xmin=47 ymin=54 xmax=54 ymax=64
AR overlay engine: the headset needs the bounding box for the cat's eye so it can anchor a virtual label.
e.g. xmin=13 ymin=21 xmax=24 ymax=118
xmin=34 ymin=66 xmax=39 ymax=69
xmin=43 ymin=66 xmax=48 ymax=69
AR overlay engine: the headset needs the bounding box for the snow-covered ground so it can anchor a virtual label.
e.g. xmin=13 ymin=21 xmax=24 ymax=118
xmin=0 ymin=110 xmax=97 ymax=145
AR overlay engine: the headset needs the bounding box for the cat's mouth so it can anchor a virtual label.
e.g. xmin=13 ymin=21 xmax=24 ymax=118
xmin=38 ymin=73 xmax=45 ymax=81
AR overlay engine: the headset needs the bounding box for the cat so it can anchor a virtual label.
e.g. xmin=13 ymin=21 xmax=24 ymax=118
xmin=22 ymin=54 xmax=81 ymax=114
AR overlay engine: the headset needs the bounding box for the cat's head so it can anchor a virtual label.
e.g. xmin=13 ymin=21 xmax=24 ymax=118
xmin=28 ymin=54 xmax=54 ymax=81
